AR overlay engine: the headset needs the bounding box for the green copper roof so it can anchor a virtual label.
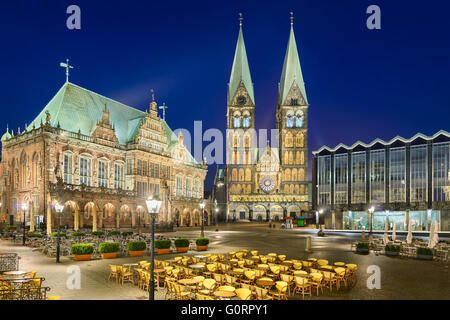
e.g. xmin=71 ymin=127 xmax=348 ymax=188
xmin=27 ymin=82 xmax=198 ymax=164
xmin=1 ymin=126 xmax=11 ymax=142
xmin=228 ymin=26 xmax=254 ymax=105
xmin=279 ymin=25 xmax=308 ymax=105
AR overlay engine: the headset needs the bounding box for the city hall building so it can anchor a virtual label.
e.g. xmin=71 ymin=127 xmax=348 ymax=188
xmin=312 ymin=130 xmax=450 ymax=232
xmin=0 ymin=81 xmax=207 ymax=234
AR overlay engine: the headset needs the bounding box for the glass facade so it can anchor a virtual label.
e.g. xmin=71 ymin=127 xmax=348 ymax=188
xmin=351 ymin=152 xmax=366 ymax=203
xmin=370 ymin=150 xmax=385 ymax=202
xmin=350 ymin=211 xmax=367 ymax=230
xmin=432 ymin=142 xmax=450 ymax=202
xmin=334 ymin=154 xmax=348 ymax=204
xmin=317 ymin=155 xmax=331 ymax=205
xmin=79 ymin=157 xmax=92 ymax=186
xmin=410 ymin=145 xmax=427 ymax=202
xmin=389 ymin=148 xmax=406 ymax=202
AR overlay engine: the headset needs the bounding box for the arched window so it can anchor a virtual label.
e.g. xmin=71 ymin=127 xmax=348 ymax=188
xmin=289 ymin=152 xmax=294 ymax=165
xmin=238 ymin=169 xmax=245 ymax=181
xmin=33 ymin=153 xmax=39 ymax=187
xmin=295 ymin=185 xmax=300 ymax=194
xmin=176 ymin=174 xmax=183 ymax=196
xmin=300 ymin=152 xmax=305 ymax=165
xmin=284 ymin=151 xmax=289 ymax=164
xmin=285 ymin=169 xmax=291 ymax=181
xmin=292 ymin=168 xmax=297 ymax=181
xmin=21 ymin=152 xmax=27 ymax=188
xmin=244 ymin=135 xmax=250 ymax=148
xmin=295 ymin=133 xmax=304 ymax=147
xmin=246 ymin=184 xmax=251 ymax=194
xmin=245 ymin=168 xmax=251 ymax=181
xmin=284 ymin=185 xmax=289 ymax=194
xmin=243 ymin=111 xmax=251 ymax=128
xmin=295 ymin=111 xmax=304 ymax=128
xmin=233 ymin=135 xmax=239 ymax=147
xmin=300 ymin=184 xmax=305 ymax=194
xmin=290 ymin=184 xmax=294 ymax=193
xmin=286 ymin=115 xmax=294 ymax=128
xmin=233 ymin=111 xmax=241 ymax=128
xmin=299 ymin=168 xmax=305 ymax=181
xmin=232 ymin=169 xmax=237 ymax=181
xmin=236 ymin=184 xmax=242 ymax=194
xmin=285 ymin=132 xmax=293 ymax=147
xmin=185 ymin=177 xmax=192 ymax=197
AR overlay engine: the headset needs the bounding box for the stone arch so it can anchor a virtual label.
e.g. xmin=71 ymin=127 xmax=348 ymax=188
xmin=270 ymin=205 xmax=283 ymax=221
xmin=245 ymin=168 xmax=251 ymax=181
xmin=287 ymin=204 xmax=301 ymax=218
xmin=232 ymin=168 xmax=237 ymax=181
xmin=238 ymin=168 xmax=244 ymax=181
xmin=298 ymin=168 xmax=305 ymax=181
xmin=193 ymin=209 xmax=200 ymax=226
xmin=235 ymin=204 xmax=250 ymax=220
xmin=285 ymin=168 xmax=291 ymax=181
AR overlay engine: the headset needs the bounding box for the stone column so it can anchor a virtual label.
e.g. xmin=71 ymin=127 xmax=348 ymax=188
xmin=74 ymin=207 xmax=79 ymax=231
xmin=80 ymin=210 xmax=84 ymax=229
xmin=116 ymin=211 xmax=120 ymax=229
xmin=331 ymin=211 xmax=335 ymax=230
xmin=98 ymin=207 xmax=103 ymax=229
xmin=46 ymin=200 xmax=52 ymax=235
xmin=30 ymin=204 xmax=35 ymax=232
xmin=131 ymin=210 xmax=136 ymax=228
xmin=92 ymin=206 xmax=97 ymax=232
xmin=405 ymin=210 xmax=410 ymax=230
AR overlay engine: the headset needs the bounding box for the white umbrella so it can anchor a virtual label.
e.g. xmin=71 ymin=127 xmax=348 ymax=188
xmin=428 ymin=222 xmax=435 ymax=248
xmin=392 ymin=221 xmax=396 ymax=241
xmin=432 ymin=221 xmax=439 ymax=246
xmin=406 ymin=219 xmax=412 ymax=245
xmin=384 ymin=216 xmax=389 ymax=244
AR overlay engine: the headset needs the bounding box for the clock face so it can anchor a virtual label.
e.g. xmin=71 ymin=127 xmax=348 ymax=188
xmin=260 ymin=176 xmax=275 ymax=193
xmin=237 ymin=95 xmax=246 ymax=105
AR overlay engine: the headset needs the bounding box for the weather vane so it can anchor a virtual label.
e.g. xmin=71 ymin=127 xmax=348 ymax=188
xmin=239 ymin=13 xmax=243 ymax=27
xmin=59 ymin=59 xmax=74 ymax=83
xmin=290 ymin=12 xmax=294 ymax=26
xmin=159 ymin=102 xmax=168 ymax=121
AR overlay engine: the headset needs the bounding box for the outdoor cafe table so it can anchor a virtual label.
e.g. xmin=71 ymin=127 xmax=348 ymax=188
xmin=214 ymin=290 xmax=236 ymax=299
xmin=194 ymin=255 xmax=206 ymax=260
xmin=251 ymin=256 xmax=260 ymax=260
xmin=189 ymin=264 xmax=205 ymax=274
xmin=256 ymin=279 xmax=275 ymax=288
xmin=282 ymin=261 xmax=293 ymax=266
xmin=334 ymin=262 xmax=345 ymax=267
xmin=257 ymin=266 xmax=269 ymax=271
xmin=179 ymin=278 xmax=200 ymax=286
xmin=228 ymin=270 xmax=243 ymax=277
xmin=153 ymin=269 xmax=165 ymax=291
xmin=166 ymin=259 xmax=178 ymax=264
xmin=3 ymin=271 xmax=26 ymax=277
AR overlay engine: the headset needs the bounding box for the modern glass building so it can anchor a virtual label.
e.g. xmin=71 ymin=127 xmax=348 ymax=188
xmin=312 ymin=130 xmax=450 ymax=231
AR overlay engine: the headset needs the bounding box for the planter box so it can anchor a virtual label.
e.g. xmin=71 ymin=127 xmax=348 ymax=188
xmin=356 ymin=248 xmax=369 ymax=254
xmin=156 ymin=248 xmax=171 ymax=255
xmin=417 ymin=254 xmax=433 ymax=260
xmin=129 ymin=250 xmax=144 ymax=257
xmin=176 ymin=247 xmax=189 ymax=253
xmin=197 ymin=245 xmax=208 ymax=251
xmin=74 ymin=254 xmax=91 ymax=261
xmin=385 ymin=251 xmax=399 ymax=257
xmin=101 ymin=252 xmax=118 ymax=259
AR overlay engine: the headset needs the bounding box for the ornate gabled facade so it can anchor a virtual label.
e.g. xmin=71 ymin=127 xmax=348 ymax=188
xmin=225 ymin=19 xmax=311 ymax=222
xmin=0 ymin=81 xmax=208 ymax=234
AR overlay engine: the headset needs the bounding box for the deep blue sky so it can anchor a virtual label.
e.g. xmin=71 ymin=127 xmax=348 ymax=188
xmin=1 ymin=0 xmax=449 ymax=191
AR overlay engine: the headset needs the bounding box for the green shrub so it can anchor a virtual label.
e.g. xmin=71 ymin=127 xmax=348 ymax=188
xmin=196 ymin=237 xmax=209 ymax=246
xmin=356 ymin=242 xmax=369 ymax=250
xmin=385 ymin=245 xmax=400 ymax=252
xmin=98 ymin=242 xmax=120 ymax=253
xmin=27 ymin=233 xmax=43 ymax=238
xmin=174 ymin=238 xmax=190 ymax=248
xmin=72 ymin=232 xmax=86 ymax=237
xmin=155 ymin=239 xmax=171 ymax=249
xmin=127 ymin=241 xmax=146 ymax=251
xmin=122 ymin=231 xmax=133 ymax=237
xmin=417 ymin=247 xmax=433 ymax=256
xmin=6 ymin=225 xmax=17 ymax=231
xmin=71 ymin=244 xmax=94 ymax=255
xmin=91 ymin=231 xmax=105 ymax=237
xmin=108 ymin=231 xmax=121 ymax=236
xmin=51 ymin=232 xmax=67 ymax=238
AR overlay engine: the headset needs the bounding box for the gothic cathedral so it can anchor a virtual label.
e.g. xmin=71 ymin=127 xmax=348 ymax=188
xmin=225 ymin=19 xmax=310 ymax=222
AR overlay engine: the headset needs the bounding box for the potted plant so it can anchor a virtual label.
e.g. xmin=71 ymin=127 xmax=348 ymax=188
xmin=196 ymin=237 xmax=209 ymax=251
xmin=51 ymin=232 xmax=67 ymax=238
xmin=6 ymin=225 xmax=17 ymax=232
xmin=122 ymin=231 xmax=133 ymax=237
xmin=174 ymin=238 xmax=190 ymax=253
xmin=155 ymin=239 xmax=172 ymax=255
xmin=356 ymin=242 xmax=369 ymax=254
xmin=91 ymin=231 xmax=105 ymax=237
xmin=385 ymin=244 xmax=400 ymax=256
xmin=416 ymin=247 xmax=433 ymax=260
xmin=71 ymin=244 xmax=94 ymax=261
xmin=127 ymin=241 xmax=146 ymax=257
xmin=108 ymin=231 xmax=121 ymax=236
xmin=98 ymin=242 xmax=120 ymax=259
xmin=27 ymin=233 xmax=43 ymax=238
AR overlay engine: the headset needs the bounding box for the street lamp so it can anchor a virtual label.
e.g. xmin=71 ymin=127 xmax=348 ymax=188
xmin=145 ymin=195 xmax=162 ymax=301
xmin=55 ymin=202 xmax=64 ymax=263
xmin=199 ymin=202 xmax=205 ymax=238
xmin=21 ymin=203 xmax=28 ymax=245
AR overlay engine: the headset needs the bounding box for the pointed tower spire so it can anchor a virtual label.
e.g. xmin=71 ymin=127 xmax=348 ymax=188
xmin=228 ymin=13 xmax=254 ymax=105
xmin=279 ymin=12 xmax=308 ymax=105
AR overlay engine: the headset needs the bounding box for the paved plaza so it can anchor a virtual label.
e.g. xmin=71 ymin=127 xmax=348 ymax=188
xmin=1 ymin=224 xmax=448 ymax=300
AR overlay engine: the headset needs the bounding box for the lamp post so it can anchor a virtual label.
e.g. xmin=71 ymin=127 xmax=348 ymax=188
xmin=199 ymin=202 xmax=205 ymax=238
xmin=145 ymin=195 xmax=162 ymax=301
xmin=22 ymin=203 xmax=28 ymax=245
xmin=54 ymin=203 xmax=64 ymax=263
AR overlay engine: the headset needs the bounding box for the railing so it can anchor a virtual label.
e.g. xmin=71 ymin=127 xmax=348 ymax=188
xmin=0 ymin=285 xmax=51 ymax=300
xmin=49 ymin=181 xmax=137 ymax=197
xmin=0 ymin=253 xmax=20 ymax=273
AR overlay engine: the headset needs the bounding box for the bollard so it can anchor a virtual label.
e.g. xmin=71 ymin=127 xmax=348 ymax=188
xmin=361 ymin=231 xmax=366 ymax=241
xmin=305 ymin=236 xmax=312 ymax=252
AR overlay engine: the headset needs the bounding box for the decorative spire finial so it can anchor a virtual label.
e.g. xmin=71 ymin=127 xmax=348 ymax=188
xmin=151 ymin=89 xmax=155 ymax=102
xmin=290 ymin=12 xmax=294 ymax=26
xmin=59 ymin=58 xmax=74 ymax=83
xmin=159 ymin=102 xmax=168 ymax=121
xmin=239 ymin=13 xmax=243 ymax=27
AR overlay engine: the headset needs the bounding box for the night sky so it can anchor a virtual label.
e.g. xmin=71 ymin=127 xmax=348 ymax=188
xmin=1 ymin=0 xmax=449 ymax=191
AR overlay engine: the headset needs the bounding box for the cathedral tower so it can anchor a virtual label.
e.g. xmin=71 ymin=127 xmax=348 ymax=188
xmin=276 ymin=17 xmax=309 ymax=199
xmin=226 ymin=16 xmax=256 ymax=210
